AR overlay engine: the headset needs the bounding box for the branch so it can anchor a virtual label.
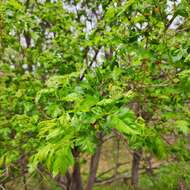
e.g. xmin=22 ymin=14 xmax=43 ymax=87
xmin=165 ymin=14 xmax=177 ymax=31
xmin=0 ymin=184 xmax=6 ymax=190
xmin=95 ymin=172 xmax=130 ymax=185
xmin=102 ymin=134 xmax=115 ymax=143
xmin=80 ymin=48 xmax=99 ymax=81
xmin=95 ymin=161 xmax=172 ymax=185
xmin=97 ymin=161 xmax=130 ymax=179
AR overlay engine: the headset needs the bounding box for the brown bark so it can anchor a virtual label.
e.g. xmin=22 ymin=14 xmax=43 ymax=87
xmin=70 ymin=147 xmax=83 ymax=190
xmin=85 ymin=146 xmax=102 ymax=190
xmin=131 ymin=150 xmax=142 ymax=189
xmin=65 ymin=171 xmax=72 ymax=190
xmin=20 ymin=154 xmax=28 ymax=190
xmin=178 ymin=180 xmax=185 ymax=190
xmin=55 ymin=174 xmax=68 ymax=190
xmin=85 ymin=132 xmax=103 ymax=190
xmin=70 ymin=162 xmax=83 ymax=190
xmin=145 ymin=155 xmax=153 ymax=176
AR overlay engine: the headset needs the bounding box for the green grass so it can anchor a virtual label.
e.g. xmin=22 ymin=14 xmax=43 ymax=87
xmin=94 ymin=183 xmax=133 ymax=190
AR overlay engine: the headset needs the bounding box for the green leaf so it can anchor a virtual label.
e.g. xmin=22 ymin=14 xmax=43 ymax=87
xmin=52 ymin=148 xmax=74 ymax=177
xmin=175 ymin=120 xmax=189 ymax=135
xmin=105 ymin=6 xmax=115 ymax=20
xmin=107 ymin=115 xmax=139 ymax=135
xmin=75 ymin=95 xmax=99 ymax=112
xmin=63 ymin=93 xmax=82 ymax=101
xmin=97 ymin=98 xmax=114 ymax=106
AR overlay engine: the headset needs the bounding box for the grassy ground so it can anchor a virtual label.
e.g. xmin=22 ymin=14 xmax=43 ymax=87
xmin=4 ymin=138 xmax=190 ymax=190
xmin=5 ymin=174 xmax=190 ymax=190
xmin=94 ymin=183 xmax=132 ymax=190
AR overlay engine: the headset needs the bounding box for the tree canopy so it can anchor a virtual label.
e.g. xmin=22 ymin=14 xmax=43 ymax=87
xmin=0 ymin=0 xmax=190 ymax=189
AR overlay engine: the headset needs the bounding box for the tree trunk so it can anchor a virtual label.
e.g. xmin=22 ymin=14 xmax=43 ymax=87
xmin=70 ymin=148 xmax=83 ymax=190
xmin=65 ymin=171 xmax=72 ymax=190
xmin=20 ymin=154 xmax=28 ymax=190
xmin=178 ymin=180 xmax=185 ymax=190
xmin=70 ymin=162 xmax=83 ymax=190
xmin=85 ymin=145 xmax=102 ymax=190
xmin=131 ymin=150 xmax=142 ymax=189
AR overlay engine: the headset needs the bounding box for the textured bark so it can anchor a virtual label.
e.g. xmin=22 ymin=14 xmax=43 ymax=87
xmin=70 ymin=148 xmax=83 ymax=190
xmin=70 ymin=162 xmax=83 ymax=190
xmin=85 ymin=132 xmax=103 ymax=190
xmin=20 ymin=154 xmax=28 ymax=190
xmin=178 ymin=180 xmax=185 ymax=190
xmin=85 ymin=146 xmax=102 ymax=190
xmin=131 ymin=150 xmax=142 ymax=189
xmin=65 ymin=171 xmax=72 ymax=190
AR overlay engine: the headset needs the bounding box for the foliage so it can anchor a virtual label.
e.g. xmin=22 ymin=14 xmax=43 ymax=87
xmin=0 ymin=0 xmax=190 ymax=189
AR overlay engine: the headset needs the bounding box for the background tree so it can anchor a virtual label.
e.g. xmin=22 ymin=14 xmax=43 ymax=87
xmin=0 ymin=0 xmax=190 ymax=190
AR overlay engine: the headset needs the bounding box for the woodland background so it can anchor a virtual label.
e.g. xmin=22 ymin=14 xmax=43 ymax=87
xmin=0 ymin=0 xmax=190 ymax=189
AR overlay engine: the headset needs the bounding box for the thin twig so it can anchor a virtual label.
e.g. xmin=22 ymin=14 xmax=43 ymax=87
xmin=165 ymin=15 xmax=177 ymax=31
xmin=0 ymin=184 xmax=6 ymax=190
xmin=95 ymin=161 xmax=172 ymax=185
xmin=80 ymin=48 xmax=99 ymax=81
xmin=97 ymin=161 xmax=130 ymax=179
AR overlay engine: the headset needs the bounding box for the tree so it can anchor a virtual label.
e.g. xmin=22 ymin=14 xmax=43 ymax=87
xmin=0 ymin=0 xmax=190 ymax=190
